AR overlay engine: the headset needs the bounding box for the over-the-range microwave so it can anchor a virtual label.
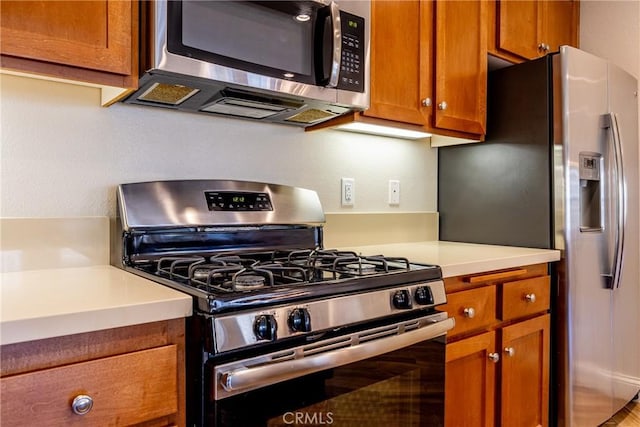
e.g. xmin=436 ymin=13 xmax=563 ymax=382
xmin=123 ymin=0 xmax=370 ymax=127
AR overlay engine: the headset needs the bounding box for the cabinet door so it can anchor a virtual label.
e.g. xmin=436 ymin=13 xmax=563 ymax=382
xmin=500 ymin=314 xmax=550 ymax=427
xmin=497 ymin=0 xmax=542 ymax=60
xmin=364 ymin=0 xmax=432 ymax=127
xmin=434 ymin=0 xmax=487 ymax=135
xmin=542 ymin=1 xmax=579 ymax=53
xmin=0 ymin=0 xmax=136 ymax=87
xmin=445 ymin=331 xmax=496 ymax=427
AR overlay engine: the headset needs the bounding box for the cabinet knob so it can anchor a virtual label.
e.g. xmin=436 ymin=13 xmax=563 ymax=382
xmin=488 ymin=352 xmax=500 ymax=363
xmin=538 ymin=43 xmax=550 ymax=53
xmin=71 ymin=394 xmax=93 ymax=415
xmin=504 ymin=347 xmax=516 ymax=357
xmin=437 ymin=101 xmax=448 ymax=110
xmin=463 ymin=307 xmax=476 ymax=318
xmin=525 ymin=293 xmax=537 ymax=303
xmin=421 ymin=98 xmax=432 ymax=107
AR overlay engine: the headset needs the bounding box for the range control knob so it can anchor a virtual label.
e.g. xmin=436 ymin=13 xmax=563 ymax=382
xmin=288 ymin=308 xmax=312 ymax=333
xmin=414 ymin=286 xmax=434 ymax=305
xmin=392 ymin=290 xmax=413 ymax=310
xmin=254 ymin=314 xmax=277 ymax=341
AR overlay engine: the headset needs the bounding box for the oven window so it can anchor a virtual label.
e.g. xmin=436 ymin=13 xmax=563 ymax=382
xmin=207 ymin=338 xmax=445 ymax=426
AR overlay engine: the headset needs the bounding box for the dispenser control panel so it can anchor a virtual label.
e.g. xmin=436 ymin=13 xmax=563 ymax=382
xmin=579 ymin=153 xmax=601 ymax=181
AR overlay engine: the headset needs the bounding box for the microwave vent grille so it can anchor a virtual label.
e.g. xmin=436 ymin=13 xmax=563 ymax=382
xmin=137 ymin=82 xmax=200 ymax=105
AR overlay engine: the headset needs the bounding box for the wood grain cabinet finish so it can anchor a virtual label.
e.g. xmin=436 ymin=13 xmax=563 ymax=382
xmin=314 ymin=0 xmax=486 ymax=139
xmin=0 ymin=319 xmax=186 ymax=427
xmin=0 ymin=0 xmax=138 ymax=90
xmin=489 ymin=0 xmax=579 ymax=62
xmin=440 ymin=285 xmax=497 ymax=338
xmin=445 ymin=331 xmax=497 ymax=427
xmin=444 ymin=263 xmax=551 ymax=427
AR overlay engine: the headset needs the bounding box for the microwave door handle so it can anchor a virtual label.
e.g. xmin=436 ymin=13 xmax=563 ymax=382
xmin=327 ymin=1 xmax=341 ymax=87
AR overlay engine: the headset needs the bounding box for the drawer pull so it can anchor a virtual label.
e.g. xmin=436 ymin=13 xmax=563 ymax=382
xmin=488 ymin=352 xmax=500 ymax=363
xmin=465 ymin=269 xmax=527 ymax=284
xmin=71 ymin=394 xmax=93 ymax=415
xmin=525 ymin=293 xmax=537 ymax=303
xmin=504 ymin=347 xmax=515 ymax=357
xmin=463 ymin=307 xmax=476 ymax=318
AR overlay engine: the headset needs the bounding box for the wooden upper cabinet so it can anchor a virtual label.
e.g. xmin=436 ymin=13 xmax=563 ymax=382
xmin=353 ymin=0 xmax=486 ymax=140
xmin=0 ymin=0 xmax=138 ymax=89
xmin=494 ymin=0 xmax=579 ymax=61
xmin=434 ymin=0 xmax=487 ymax=135
xmin=542 ymin=1 xmax=580 ymax=53
xmin=364 ymin=0 xmax=433 ymax=127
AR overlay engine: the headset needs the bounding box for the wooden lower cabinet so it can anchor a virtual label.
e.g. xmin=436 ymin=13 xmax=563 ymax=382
xmin=446 ymin=331 xmax=497 ymax=426
xmin=501 ymin=314 xmax=550 ymax=427
xmin=443 ymin=264 xmax=551 ymax=427
xmin=0 ymin=319 xmax=186 ymax=427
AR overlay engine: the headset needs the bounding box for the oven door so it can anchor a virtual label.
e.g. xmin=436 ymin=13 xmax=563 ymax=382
xmin=206 ymin=312 xmax=454 ymax=426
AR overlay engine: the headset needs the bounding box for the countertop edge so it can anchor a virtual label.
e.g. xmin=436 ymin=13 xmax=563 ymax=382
xmin=439 ymin=251 xmax=561 ymax=278
xmin=1 ymin=266 xmax=193 ymax=346
xmin=0 ymin=299 xmax=192 ymax=346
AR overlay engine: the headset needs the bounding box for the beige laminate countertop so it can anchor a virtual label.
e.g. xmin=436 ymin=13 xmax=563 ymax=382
xmin=338 ymin=241 xmax=561 ymax=278
xmin=0 ymin=266 xmax=193 ymax=346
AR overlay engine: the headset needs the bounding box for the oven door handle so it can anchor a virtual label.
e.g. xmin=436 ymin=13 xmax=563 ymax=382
xmin=219 ymin=317 xmax=455 ymax=394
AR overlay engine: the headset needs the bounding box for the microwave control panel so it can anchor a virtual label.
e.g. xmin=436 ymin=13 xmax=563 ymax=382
xmin=337 ymin=11 xmax=365 ymax=93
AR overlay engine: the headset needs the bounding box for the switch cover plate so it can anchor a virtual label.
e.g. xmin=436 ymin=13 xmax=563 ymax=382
xmin=388 ymin=180 xmax=400 ymax=205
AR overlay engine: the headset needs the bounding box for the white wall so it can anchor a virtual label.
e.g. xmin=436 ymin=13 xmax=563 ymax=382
xmin=579 ymin=1 xmax=639 ymax=79
xmin=0 ymin=74 xmax=437 ymax=217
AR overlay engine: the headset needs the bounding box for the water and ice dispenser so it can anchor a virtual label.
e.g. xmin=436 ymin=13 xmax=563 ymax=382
xmin=579 ymin=152 xmax=603 ymax=232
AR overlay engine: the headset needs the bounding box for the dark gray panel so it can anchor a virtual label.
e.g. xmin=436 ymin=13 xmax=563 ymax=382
xmin=438 ymin=56 xmax=553 ymax=249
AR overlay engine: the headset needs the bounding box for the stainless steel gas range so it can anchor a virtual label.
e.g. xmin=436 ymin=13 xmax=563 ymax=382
xmin=112 ymin=180 xmax=454 ymax=427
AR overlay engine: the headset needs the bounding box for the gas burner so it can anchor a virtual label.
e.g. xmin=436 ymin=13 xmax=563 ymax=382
xmin=344 ymin=262 xmax=378 ymax=275
xmin=233 ymin=274 xmax=267 ymax=290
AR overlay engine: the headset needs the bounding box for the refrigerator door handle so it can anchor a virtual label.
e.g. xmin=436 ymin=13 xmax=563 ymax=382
xmin=601 ymin=113 xmax=626 ymax=289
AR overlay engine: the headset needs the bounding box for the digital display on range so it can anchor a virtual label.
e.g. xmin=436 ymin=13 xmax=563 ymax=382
xmin=205 ymin=191 xmax=273 ymax=211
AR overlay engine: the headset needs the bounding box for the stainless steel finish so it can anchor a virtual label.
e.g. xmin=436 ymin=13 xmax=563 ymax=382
xmin=214 ymin=312 xmax=453 ymax=399
xmin=328 ymin=1 xmax=341 ymax=88
xmin=146 ymin=0 xmax=370 ymax=111
xmin=214 ymin=279 xmax=447 ymax=353
xmin=437 ymin=101 xmax=448 ymax=110
xmin=463 ymin=307 xmax=475 ymax=318
xmin=488 ymin=352 xmax=500 ymax=363
xmin=71 ymin=395 xmax=94 ymax=415
xmin=117 ymin=180 xmax=325 ymax=230
xmin=602 ymin=113 xmax=626 ymax=289
xmin=421 ymin=98 xmax=432 ymax=107
xmin=525 ymin=293 xmax=536 ymax=303
xmin=504 ymin=347 xmax=515 ymax=357
xmin=556 ymin=46 xmax=640 ymax=426
xmin=607 ymin=60 xmax=640 ymax=420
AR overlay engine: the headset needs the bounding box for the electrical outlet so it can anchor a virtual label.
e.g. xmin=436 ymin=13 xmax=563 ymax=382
xmin=341 ymin=178 xmax=354 ymax=206
xmin=388 ymin=180 xmax=400 ymax=205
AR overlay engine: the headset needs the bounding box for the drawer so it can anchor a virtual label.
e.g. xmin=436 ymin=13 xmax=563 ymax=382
xmin=441 ymin=285 xmax=497 ymax=338
xmin=500 ymin=275 xmax=550 ymax=321
xmin=1 ymin=344 xmax=177 ymax=426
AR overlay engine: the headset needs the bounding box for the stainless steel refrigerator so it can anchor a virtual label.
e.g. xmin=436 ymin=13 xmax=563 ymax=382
xmin=438 ymin=46 xmax=639 ymax=426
